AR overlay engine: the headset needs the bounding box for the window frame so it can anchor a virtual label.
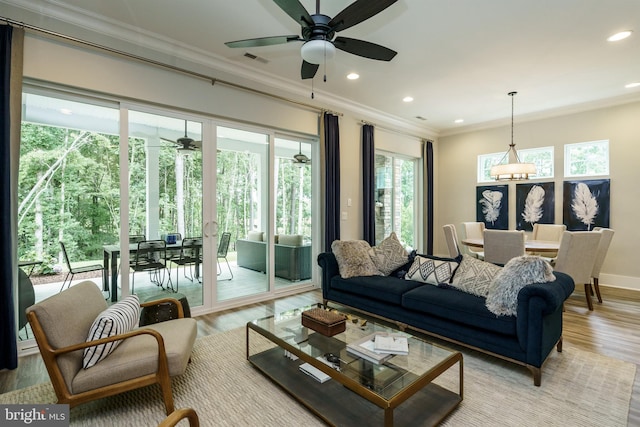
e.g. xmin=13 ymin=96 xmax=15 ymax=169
xmin=564 ymin=140 xmax=610 ymax=178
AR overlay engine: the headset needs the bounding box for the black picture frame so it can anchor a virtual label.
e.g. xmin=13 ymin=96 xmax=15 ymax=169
xmin=476 ymin=185 xmax=508 ymax=230
xmin=563 ymin=179 xmax=610 ymax=231
xmin=516 ymin=182 xmax=555 ymax=231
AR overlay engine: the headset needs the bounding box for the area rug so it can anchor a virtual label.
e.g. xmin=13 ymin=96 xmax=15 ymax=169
xmin=0 ymin=327 xmax=635 ymax=426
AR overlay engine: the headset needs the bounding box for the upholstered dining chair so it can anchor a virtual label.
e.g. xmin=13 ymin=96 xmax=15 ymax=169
xmin=443 ymin=224 xmax=461 ymax=258
xmin=462 ymin=222 xmax=485 ymax=260
xmin=531 ymin=223 xmax=566 ymax=262
xmin=553 ymin=231 xmax=602 ymax=310
xmin=483 ymin=229 xmax=526 ymax=265
xmin=590 ymin=227 xmax=615 ymax=304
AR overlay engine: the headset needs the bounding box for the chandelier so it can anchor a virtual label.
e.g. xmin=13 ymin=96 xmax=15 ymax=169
xmin=490 ymin=92 xmax=536 ymax=180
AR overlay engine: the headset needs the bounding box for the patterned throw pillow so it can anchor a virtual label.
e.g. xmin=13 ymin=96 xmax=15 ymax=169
xmin=449 ymin=255 xmax=502 ymax=297
xmin=486 ymin=255 xmax=556 ymax=317
xmin=369 ymin=232 xmax=409 ymax=276
xmin=332 ymin=240 xmax=383 ymax=279
xmin=83 ymin=295 xmax=141 ymax=369
xmin=405 ymin=255 xmax=459 ymax=285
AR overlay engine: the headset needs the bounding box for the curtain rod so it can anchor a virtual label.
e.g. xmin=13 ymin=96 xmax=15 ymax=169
xmin=359 ymin=120 xmax=428 ymax=142
xmin=1 ymin=16 xmax=326 ymax=114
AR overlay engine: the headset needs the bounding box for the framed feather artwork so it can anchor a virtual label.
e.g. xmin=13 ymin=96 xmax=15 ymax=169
xmin=476 ymin=185 xmax=509 ymax=230
xmin=516 ymin=182 xmax=555 ymax=231
xmin=563 ymin=179 xmax=610 ymax=231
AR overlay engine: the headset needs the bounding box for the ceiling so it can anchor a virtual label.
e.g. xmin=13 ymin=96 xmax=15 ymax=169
xmin=3 ymin=0 xmax=640 ymax=134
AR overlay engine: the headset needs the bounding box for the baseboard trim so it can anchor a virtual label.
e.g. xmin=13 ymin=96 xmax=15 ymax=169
xmin=600 ymin=273 xmax=640 ymax=291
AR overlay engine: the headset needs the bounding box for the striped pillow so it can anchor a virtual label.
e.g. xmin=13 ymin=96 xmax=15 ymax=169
xmin=83 ymin=295 xmax=141 ymax=369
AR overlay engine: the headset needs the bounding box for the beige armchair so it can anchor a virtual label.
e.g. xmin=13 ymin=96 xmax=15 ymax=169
xmin=26 ymin=281 xmax=197 ymax=415
xmin=159 ymin=408 xmax=200 ymax=427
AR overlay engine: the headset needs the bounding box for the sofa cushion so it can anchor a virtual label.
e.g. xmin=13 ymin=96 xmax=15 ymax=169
xmin=369 ymin=232 xmax=409 ymax=276
xmin=83 ymin=295 xmax=141 ymax=369
xmin=247 ymin=231 xmax=264 ymax=241
xmin=402 ymin=284 xmax=517 ymax=336
xmin=450 ymin=255 xmax=502 ymax=297
xmin=405 ymin=255 xmax=459 ymax=285
xmin=278 ymin=234 xmax=303 ymax=246
xmin=486 ymin=255 xmax=556 ymax=316
xmin=332 ymin=240 xmax=382 ymax=278
xmin=330 ymin=275 xmax=425 ymax=305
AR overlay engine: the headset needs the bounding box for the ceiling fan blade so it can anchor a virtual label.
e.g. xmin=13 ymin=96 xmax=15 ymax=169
xmin=225 ymin=35 xmax=300 ymax=48
xmin=273 ymin=0 xmax=313 ymax=28
xmin=329 ymin=0 xmax=398 ymax=33
xmin=333 ymin=37 xmax=397 ymax=61
xmin=160 ymin=137 xmax=176 ymax=144
xmin=301 ymin=60 xmax=319 ymax=79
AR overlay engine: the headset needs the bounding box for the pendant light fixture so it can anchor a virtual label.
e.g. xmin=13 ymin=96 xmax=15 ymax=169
xmin=490 ymin=92 xmax=536 ymax=180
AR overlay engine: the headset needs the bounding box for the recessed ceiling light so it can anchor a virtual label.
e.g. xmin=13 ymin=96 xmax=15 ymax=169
xmin=60 ymin=108 xmax=73 ymax=115
xmin=454 ymin=119 xmax=464 ymax=124
xmin=346 ymin=73 xmax=359 ymax=80
xmin=607 ymin=30 xmax=632 ymax=42
xmin=403 ymin=96 xmax=414 ymax=103
xmin=625 ymin=82 xmax=640 ymax=88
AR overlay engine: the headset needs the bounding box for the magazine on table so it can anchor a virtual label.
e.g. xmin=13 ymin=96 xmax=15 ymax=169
xmin=346 ymin=333 xmax=394 ymax=364
xmin=373 ymin=333 xmax=409 ymax=355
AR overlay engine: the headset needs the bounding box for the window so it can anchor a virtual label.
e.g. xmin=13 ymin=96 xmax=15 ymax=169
xmin=564 ymin=140 xmax=609 ymax=177
xmin=518 ymin=146 xmax=554 ymax=179
xmin=478 ymin=146 xmax=554 ymax=182
xmin=374 ymin=153 xmax=417 ymax=249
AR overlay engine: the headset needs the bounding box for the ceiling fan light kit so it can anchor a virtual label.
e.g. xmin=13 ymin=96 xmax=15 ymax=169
xmin=490 ymin=91 xmax=537 ymax=181
xmin=301 ymin=39 xmax=335 ymax=64
xmin=225 ymin=0 xmax=398 ymax=80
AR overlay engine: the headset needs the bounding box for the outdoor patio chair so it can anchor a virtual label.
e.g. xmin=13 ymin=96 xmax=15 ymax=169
xmin=59 ymin=241 xmax=104 ymax=292
xmin=217 ymin=232 xmax=233 ymax=281
xmin=130 ymin=240 xmax=170 ymax=293
xmin=26 ymin=281 xmax=197 ymax=415
xmin=169 ymin=237 xmax=202 ymax=291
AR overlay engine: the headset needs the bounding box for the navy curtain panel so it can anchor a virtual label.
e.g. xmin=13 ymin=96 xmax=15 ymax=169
xmin=1 ymin=24 xmax=18 ymax=370
xmin=362 ymin=124 xmax=375 ymax=245
xmin=323 ymin=113 xmax=340 ymax=251
xmin=425 ymin=140 xmax=434 ymax=255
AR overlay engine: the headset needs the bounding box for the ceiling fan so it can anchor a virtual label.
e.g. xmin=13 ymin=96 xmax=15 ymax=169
xmin=161 ymin=120 xmax=200 ymax=153
xmin=225 ymin=0 xmax=398 ymax=80
xmin=292 ymin=142 xmax=311 ymax=165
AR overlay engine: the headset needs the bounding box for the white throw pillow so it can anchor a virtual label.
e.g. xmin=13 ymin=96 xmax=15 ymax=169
xmin=369 ymin=232 xmax=409 ymax=276
xmin=405 ymin=255 xmax=459 ymax=285
xmin=83 ymin=295 xmax=141 ymax=369
xmin=449 ymin=255 xmax=502 ymax=297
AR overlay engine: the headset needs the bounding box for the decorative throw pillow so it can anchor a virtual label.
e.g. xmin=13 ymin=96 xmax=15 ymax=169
xmin=247 ymin=231 xmax=264 ymax=241
xmin=449 ymin=255 xmax=502 ymax=297
xmin=369 ymin=232 xmax=409 ymax=276
xmin=278 ymin=234 xmax=303 ymax=246
xmin=405 ymin=255 xmax=459 ymax=285
xmin=83 ymin=295 xmax=141 ymax=369
xmin=486 ymin=256 xmax=556 ymax=317
xmin=332 ymin=240 xmax=383 ymax=279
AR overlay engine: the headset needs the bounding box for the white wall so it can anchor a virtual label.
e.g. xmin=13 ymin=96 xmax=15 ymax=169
xmin=437 ymin=101 xmax=640 ymax=290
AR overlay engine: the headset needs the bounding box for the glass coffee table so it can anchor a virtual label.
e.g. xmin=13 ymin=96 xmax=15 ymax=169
xmin=246 ymin=306 xmax=463 ymax=426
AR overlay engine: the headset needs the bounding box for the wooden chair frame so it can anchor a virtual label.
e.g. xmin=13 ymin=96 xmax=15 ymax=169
xmin=27 ymin=297 xmax=185 ymax=415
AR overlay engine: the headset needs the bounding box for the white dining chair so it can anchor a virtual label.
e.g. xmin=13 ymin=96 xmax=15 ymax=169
xmin=590 ymin=227 xmax=615 ymax=304
xmin=483 ymin=230 xmax=526 ymax=265
xmin=531 ymin=223 xmax=566 ymax=262
xmin=462 ymin=222 xmax=485 ymax=260
xmin=443 ymin=224 xmax=461 ymax=258
xmin=553 ymin=231 xmax=602 ymax=311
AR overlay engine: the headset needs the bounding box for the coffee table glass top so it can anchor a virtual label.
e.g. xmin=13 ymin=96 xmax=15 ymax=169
xmin=248 ymin=305 xmax=460 ymax=401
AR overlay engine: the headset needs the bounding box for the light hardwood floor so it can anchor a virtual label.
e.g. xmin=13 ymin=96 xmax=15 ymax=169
xmin=2 ymin=286 xmax=639 ymax=425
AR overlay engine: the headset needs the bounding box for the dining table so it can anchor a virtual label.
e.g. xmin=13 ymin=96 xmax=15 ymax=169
xmin=103 ymin=240 xmax=201 ymax=302
xmin=460 ymin=238 xmax=560 ymax=253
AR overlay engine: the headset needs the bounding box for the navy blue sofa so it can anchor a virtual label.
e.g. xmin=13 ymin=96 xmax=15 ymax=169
xmin=317 ymin=252 xmax=575 ymax=386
